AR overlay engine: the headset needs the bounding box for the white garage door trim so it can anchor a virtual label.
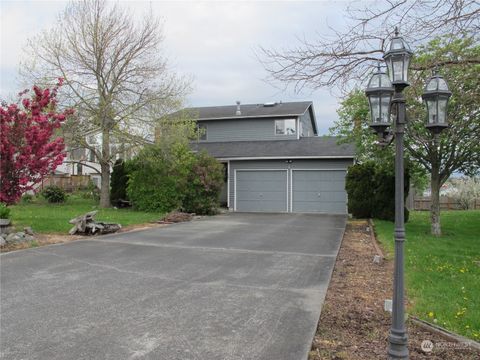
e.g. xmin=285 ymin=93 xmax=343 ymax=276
xmin=234 ymin=169 xmax=289 ymax=212
xmin=291 ymin=169 xmax=347 ymax=214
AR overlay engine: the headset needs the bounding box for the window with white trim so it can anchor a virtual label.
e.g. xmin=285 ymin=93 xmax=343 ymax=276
xmin=275 ymin=119 xmax=296 ymax=135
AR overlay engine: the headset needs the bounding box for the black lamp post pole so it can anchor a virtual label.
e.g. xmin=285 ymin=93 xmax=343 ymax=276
xmin=388 ymin=86 xmax=409 ymax=359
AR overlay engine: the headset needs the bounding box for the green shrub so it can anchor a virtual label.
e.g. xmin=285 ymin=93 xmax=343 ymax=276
xmin=371 ymin=166 xmax=410 ymax=223
xmin=345 ymin=162 xmax=376 ymax=218
xmin=345 ymin=162 xmax=410 ymax=222
xmin=110 ymin=159 xmax=128 ymax=206
xmin=0 ymin=203 xmax=11 ymax=219
xmin=183 ymin=151 xmax=224 ymax=215
xmin=41 ymin=185 xmax=67 ymax=203
xmin=127 ymin=144 xmax=224 ymax=214
xmin=21 ymin=193 xmax=35 ymax=204
xmin=127 ymin=143 xmax=194 ymax=212
xmin=78 ymin=180 xmax=100 ymax=202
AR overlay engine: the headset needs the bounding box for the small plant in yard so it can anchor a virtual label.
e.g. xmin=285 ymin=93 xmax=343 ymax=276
xmin=20 ymin=194 xmax=35 ymax=204
xmin=41 ymin=185 xmax=67 ymax=203
xmin=78 ymin=180 xmax=100 ymax=202
xmin=0 ymin=203 xmax=11 ymax=219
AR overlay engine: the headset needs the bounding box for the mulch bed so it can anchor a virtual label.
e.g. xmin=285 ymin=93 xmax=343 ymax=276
xmin=154 ymin=211 xmax=195 ymax=224
xmin=309 ymin=220 xmax=479 ymax=360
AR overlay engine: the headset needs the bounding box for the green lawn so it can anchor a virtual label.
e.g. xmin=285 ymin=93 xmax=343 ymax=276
xmin=9 ymin=195 xmax=164 ymax=234
xmin=374 ymin=210 xmax=480 ymax=341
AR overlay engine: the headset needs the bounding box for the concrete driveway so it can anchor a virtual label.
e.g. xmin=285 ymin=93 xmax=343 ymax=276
xmin=0 ymin=213 xmax=346 ymax=360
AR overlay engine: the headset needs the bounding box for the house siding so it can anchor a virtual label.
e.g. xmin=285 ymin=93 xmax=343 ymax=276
xmin=228 ymin=159 xmax=353 ymax=211
xmin=299 ymin=111 xmax=315 ymax=137
xmin=200 ymin=118 xmax=297 ymax=142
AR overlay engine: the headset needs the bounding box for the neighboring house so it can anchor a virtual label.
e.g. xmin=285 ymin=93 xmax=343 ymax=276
xmin=56 ymin=132 xmax=139 ymax=189
xmin=173 ymin=101 xmax=355 ymax=214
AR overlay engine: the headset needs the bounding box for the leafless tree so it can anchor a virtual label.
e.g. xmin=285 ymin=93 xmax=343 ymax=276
xmin=22 ymin=0 xmax=191 ymax=207
xmin=259 ymin=0 xmax=480 ymax=93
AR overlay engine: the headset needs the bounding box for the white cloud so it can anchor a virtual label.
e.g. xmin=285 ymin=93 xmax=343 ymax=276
xmin=1 ymin=1 xmax=349 ymax=134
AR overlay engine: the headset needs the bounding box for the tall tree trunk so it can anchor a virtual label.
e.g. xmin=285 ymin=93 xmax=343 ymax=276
xmin=99 ymin=129 xmax=111 ymax=208
xmin=430 ymin=169 xmax=441 ymax=236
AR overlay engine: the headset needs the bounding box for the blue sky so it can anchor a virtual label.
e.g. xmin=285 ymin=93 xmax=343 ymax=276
xmin=0 ymin=1 xmax=351 ymax=134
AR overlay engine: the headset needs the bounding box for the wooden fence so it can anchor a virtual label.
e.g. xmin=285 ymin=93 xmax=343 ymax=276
xmin=413 ymin=196 xmax=480 ymax=211
xmin=39 ymin=175 xmax=92 ymax=192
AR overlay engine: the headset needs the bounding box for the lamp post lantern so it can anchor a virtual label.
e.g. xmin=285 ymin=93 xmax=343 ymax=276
xmin=366 ymin=28 xmax=452 ymax=360
xmin=422 ymin=72 xmax=452 ymax=133
xmin=365 ymin=65 xmax=394 ymax=137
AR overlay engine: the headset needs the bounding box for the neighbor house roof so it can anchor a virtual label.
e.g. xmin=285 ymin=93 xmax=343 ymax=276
xmin=191 ymin=136 xmax=355 ymax=160
xmin=170 ymin=101 xmax=313 ymax=121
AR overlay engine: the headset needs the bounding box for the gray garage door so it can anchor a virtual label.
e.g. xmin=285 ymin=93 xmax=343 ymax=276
xmin=235 ymin=170 xmax=288 ymax=212
xmin=292 ymin=170 xmax=347 ymax=213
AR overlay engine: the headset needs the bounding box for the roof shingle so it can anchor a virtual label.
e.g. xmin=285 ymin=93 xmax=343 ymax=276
xmin=192 ymin=136 xmax=355 ymax=159
xmin=171 ymin=101 xmax=312 ymax=121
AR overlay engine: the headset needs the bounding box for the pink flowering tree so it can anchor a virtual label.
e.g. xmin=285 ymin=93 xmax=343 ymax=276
xmin=0 ymin=81 xmax=73 ymax=204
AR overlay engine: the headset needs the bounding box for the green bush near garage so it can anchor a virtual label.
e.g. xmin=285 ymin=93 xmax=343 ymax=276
xmin=346 ymin=161 xmax=410 ymax=222
xmin=127 ymin=144 xmax=224 ymax=215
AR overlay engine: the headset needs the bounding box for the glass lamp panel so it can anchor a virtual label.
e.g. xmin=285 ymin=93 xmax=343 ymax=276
xmin=426 ymin=98 xmax=437 ymax=124
xmin=403 ymin=55 xmax=411 ymax=82
xmin=369 ymin=74 xmax=380 ymax=87
xmin=426 ymin=78 xmax=437 ymax=91
xmin=391 ymin=38 xmax=403 ymax=50
xmin=369 ymin=96 xmax=380 ymax=124
xmin=438 ymin=78 xmax=449 ymax=90
xmin=379 ymin=74 xmax=391 ymax=87
xmin=380 ymin=95 xmax=391 ymax=124
xmin=386 ymin=58 xmax=394 ymax=82
xmin=437 ymin=98 xmax=448 ymax=124
xmin=393 ymin=58 xmax=404 ymax=82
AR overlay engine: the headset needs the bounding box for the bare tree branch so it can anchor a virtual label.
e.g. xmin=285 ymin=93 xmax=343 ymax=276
xmin=21 ymin=0 xmax=191 ymax=207
xmin=259 ymin=0 xmax=480 ymax=93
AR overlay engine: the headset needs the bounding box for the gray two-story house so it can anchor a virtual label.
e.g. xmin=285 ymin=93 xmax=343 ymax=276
xmin=175 ymin=101 xmax=355 ymax=214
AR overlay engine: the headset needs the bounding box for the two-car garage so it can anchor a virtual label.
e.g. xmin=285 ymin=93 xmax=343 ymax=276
xmin=229 ymin=159 xmax=351 ymax=214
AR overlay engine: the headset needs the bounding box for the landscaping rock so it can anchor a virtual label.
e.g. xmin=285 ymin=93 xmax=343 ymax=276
xmin=0 ymin=235 xmax=6 ymax=247
xmin=4 ymin=231 xmax=35 ymax=244
xmin=24 ymin=227 xmax=34 ymax=236
xmin=6 ymin=233 xmax=22 ymax=244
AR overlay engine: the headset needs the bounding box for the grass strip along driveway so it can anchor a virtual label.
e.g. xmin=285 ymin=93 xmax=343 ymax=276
xmin=9 ymin=196 xmax=163 ymax=234
xmin=374 ymin=210 xmax=480 ymax=341
xmin=310 ymin=220 xmax=479 ymax=359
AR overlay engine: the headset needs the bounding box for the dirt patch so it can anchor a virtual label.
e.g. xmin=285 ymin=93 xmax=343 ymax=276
xmin=309 ymin=220 xmax=479 ymax=360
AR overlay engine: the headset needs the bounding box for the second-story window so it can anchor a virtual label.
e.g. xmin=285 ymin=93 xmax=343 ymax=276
xmin=275 ymin=119 xmax=296 ymax=135
xmin=197 ymin=123 xmax=207 ymax=141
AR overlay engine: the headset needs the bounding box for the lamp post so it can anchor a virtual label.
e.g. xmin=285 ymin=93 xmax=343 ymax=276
xmin=365 ymin=28 xmax=452 ymax=360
